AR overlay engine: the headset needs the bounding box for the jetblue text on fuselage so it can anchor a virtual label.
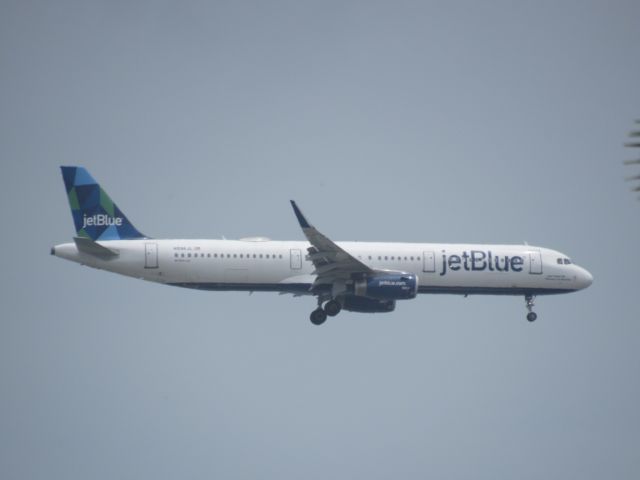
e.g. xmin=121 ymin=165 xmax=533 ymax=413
xmin=440 ymin=250 xmax=524 ymax=276
xmin=82 ymin=214 xmax=123 ymax=229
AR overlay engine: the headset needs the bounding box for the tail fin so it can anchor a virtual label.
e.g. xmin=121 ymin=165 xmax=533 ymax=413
xmin=60 ymin=166 xmax=147 ymax=240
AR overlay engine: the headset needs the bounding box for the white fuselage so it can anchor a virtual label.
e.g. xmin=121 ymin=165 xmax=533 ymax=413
xmin=52 ymin=238 xmax=593 ymax=296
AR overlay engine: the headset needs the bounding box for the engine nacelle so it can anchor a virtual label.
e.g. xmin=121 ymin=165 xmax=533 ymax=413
xmin=342 ymin=296 xmax=396 ymax=313
xmin=353 ymin=273 xmax=418 ymax=300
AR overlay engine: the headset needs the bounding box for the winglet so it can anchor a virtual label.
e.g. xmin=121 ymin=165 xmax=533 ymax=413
xmin=290 ymin=200 xmax=311 ymax=228
xmin=288 ymin=200 xmax=374 ymax=278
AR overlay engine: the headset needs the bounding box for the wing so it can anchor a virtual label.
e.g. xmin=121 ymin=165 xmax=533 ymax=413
xmin=290 ymin=201 xmax=373 ymax=291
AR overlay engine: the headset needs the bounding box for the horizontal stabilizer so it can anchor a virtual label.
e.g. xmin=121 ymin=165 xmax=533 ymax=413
xmin=74 ymin=236 xmax=119 ymax=259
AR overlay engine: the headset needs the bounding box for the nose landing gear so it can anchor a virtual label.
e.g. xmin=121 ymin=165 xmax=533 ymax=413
xmin=525 ymin=294 xmax=537 ymax=322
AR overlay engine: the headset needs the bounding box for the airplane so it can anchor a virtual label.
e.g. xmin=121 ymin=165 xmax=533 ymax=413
xmin=52 ymin=166 xmax=593 ymax=325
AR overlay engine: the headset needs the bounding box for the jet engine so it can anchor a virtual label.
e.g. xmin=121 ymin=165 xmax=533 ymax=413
xmin=342 ymin=296 xmax=396 ymax=313
xmin=352 ymin=273 xmax=418 ymax=300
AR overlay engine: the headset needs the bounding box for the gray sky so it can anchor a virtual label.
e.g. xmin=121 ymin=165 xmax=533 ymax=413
xmin=1 ymin=1 xmax=639 ymax=479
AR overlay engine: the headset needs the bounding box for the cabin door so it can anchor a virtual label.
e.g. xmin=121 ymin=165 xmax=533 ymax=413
xmin=145 ymin=243 xmax=158 ymax=269
xmin=423 ymin=251 xmax=436 ymax=273
xmin=290 ymin=249 xmax=302 ymax=270
xmin=529 ymin=250 xmax=543 ymax=274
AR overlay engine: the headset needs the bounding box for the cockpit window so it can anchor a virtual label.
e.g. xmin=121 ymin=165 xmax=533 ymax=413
xmin=563 ymin=258 xmax=572 ymax=265
xmin=557 ymin=258 xmax=563 ymax=265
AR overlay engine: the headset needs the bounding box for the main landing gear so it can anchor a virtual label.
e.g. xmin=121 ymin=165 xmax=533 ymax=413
xmin=525 ymin=294 xmax=537 ymax=322
xmin=309 ymin=298 xmax=343 ymax=325
xmin=310 ymin=308 xmax=327 ymax=325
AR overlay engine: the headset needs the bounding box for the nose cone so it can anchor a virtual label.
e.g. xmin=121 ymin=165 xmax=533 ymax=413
xmin=576 ymin=267 xmax=593 ymax=290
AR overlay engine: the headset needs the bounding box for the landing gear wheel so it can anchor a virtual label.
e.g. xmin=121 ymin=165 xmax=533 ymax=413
xmin=324 ymin=299 xmax=342 ymax=317
xmin=310 ymin=308 xmax=327 ymax=325
xmin=524 ymin=295 xmax=537 ymax=323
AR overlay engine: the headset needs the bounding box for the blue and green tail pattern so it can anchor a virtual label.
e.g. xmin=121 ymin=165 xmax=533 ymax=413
xmin=61 ymin=166 xmax=146 ymax=241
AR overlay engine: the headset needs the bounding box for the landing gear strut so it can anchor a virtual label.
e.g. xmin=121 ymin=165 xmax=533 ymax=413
xmin=525 ymin=294 xmax=537 ymax=322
